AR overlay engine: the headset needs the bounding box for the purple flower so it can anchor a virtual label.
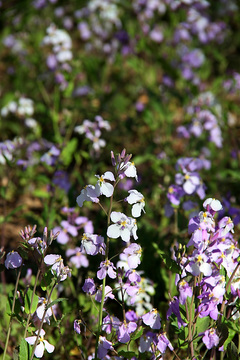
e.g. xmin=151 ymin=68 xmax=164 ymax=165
xmin=82 ymin=278 xmax=96 ymax=295
xmin=117 ymin=321 xmax=137 ymax=343
xmin=202 ymin=328 xmax=219 ymax=349
xmin=102 ymin=315 xmax=121 ymax=334
xmin=178 ymin=280 xmax=193 ymax=305
xmin=157 ymin=332 xmax=173 ymax=353
xmin=97 ymin=260 xmax=116 ymax=280
xmin=123 ymin=243 xmax=142 ymax=269
xmin=81 ymin=233 xmax=105 ymax=256
xmin=54 ymin=220 xmax=78 ymax=245
xmin=167 ymin=185 xmax=184 ymax=206
xmin=76 ymin=184 xmax=101 ymax=207
xmin=98 ymin=336 xmax=114 ymax=359
xmin=139 ymin=332 xmax=155 ymax=353
xmin=5 ymin=251 xmax=22 ymax=269
xmin=167 ymin=296 xmax=187 ymax=328
xmin=142 ymin=309 xmax=161 ymax=329
xmin=95 ymin=285 xmax=114 ymax=303
xmin=66 ymin=247 xmax=89 ymax=268
xmin=74 ymin=320 xmax=81 ymax=334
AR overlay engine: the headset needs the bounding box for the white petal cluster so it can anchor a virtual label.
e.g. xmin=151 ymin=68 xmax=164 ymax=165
xmin=126 ymin=189 xmax=145 ymax=217
xmin=25 ymin=329 xmax=54 ymax=358
xmin=43 ymin=24 xmax=72 ymax=63
xmin=107 ymin=211 xmax=138 ymax=242
xmin=1 ymin=97 xmax=34 ymax=118
xmin=95 ymin=171 xmax=115 ymax=197
xmin=203 ymin=198 xmax=222 ymax=212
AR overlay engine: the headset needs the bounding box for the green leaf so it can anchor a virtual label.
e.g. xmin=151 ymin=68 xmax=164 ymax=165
xmin=152 ymin=242 xmax=181 ymax=273
xmin=19 ymin=338 xmax=31 ymax=360
xmin=32 ymin=189 xmax=50 ymax=198
xmin=46 ymin=297 xmax=67 ymax=310
xmin=195 ymin=316 xmax=209 ymax=336
xmin=131 ymin=326 xmax=144 ymax=340
xmin=118 ymin=350 xmax=138 ymax=359
xmin=24 ymin=289 xmax=39 ymax=314
xmin=61 ymin=138 xmax=78 ymax=166
xmin=40 ymin=270 xmax=53 ymax=291
xmin=226 ymin=341 xmax=239 ymax=360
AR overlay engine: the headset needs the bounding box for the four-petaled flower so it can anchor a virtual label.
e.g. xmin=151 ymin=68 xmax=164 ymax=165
xmin=125 ymin=189 xmax=145 ymax=217
xmin=142 ymin=308 xmax=161 ymax=329
xmin=25 ymin=329 xmax=54 ymax=358
xmin=95 ymin=171 xmax=115 ymax=197
xmin=107 ymin=212 xmax=138 ymax=242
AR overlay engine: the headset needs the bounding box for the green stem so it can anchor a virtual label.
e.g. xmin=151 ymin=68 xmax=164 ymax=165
xmin=3 ymin=266 xmax=22 ymax=360
xmin=218 ymin=262 xmax=240 ymax=325
xmin=23 ymin=267 xmax=42 ymax=339
xmin=94 ymin=179 xmax=118 ymax=359
xmin=94 ymin=276 xmax=106 ymax=358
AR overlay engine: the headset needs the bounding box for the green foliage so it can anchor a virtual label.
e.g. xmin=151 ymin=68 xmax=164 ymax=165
xmin=24 ymin=289 xmax=39 ymax=315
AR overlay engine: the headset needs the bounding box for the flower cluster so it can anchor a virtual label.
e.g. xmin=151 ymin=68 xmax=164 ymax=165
xmin=166 ymin=156 xmax=209 ymax=217
xmin=74 ymin=115 xmax=111 ymax=154
xmin=177 ymin=91 xmax=223 ymax=148
xmin=168 ymin=198 xmax=240 ymax=351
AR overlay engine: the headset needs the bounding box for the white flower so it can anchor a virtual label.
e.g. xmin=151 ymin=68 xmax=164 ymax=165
xmin=107 ymin=212 xmax=138 ymax=242
xmin=25 ymin=329 xmax=54 ymax=358
xmin=36 ymin=297 xmax=54 ymax=324
xmin=203 ymin=198 xmax=222 ymax=212
xmin=18 ymin=98 xmax=34 ymax=116
xmin=95 ymin=171 xmax=115 ymax=197
xmin=122 ymin=162 xmax=138 ymax=181
xmin=126 ymin=190 xmax=145 ymax=217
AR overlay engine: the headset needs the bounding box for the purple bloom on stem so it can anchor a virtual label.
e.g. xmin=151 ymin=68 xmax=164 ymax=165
xmin=66 ymin=247 xmax=89 ymax=268
xmin=81 ymin=233 xmax=105 ymax=256
xmin=117 ymin=321 xmax=137 ymax=343
xmin=97 ymin=260 xmax=116 ymax=280
xmin=75 ymin=216 xmax=94 ymax=233
xmin=74 ymin=320 xmax=81 ymax=334
xmin=139 ymin=332 xmax=155 ymax=353
xmin=102 ymin=315 xmax=121 ymax=334
xmin=76 ymin=184 xmax=100 ymax=207
xmin=142 ymin=308 xmax=161 ymax=329
xmin=167 ymin=296 xmax=187 ymax=328
xmin=95 ymin=285 xmax=114 ymax=303
xmin=123 ymin=243 xmax=142 ymax=269
xmin=157 ymin=332 xmax=173 ymax=353
xmin=5 ymin=251 xmax=22 ymax=269
xmin=202 ymin=328 xmax=219 ymax=349
xmin=98 ymin=336 xmax=114 ymax=359
xmin=54 ymin=220 xmax=78 ymax=245
xmin=167 ymin=185 xmax=184 ymax=206
xmin=178 ymin=279 xmax=193 ymax=305
xmin=82 ymin=278 xmax=96 ymax=295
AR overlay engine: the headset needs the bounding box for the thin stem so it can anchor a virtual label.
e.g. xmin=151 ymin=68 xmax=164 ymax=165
xmin=3 ymin=266 xmax=22 ymax=360
xmin=30 ymin=282 xmax=56 ymax=360
xmin=218 ymin=262 xmax=240 ymax=325
xmin=23 ymin=267 xmax=42 ymax=339
xmin=94 ymin=178 xmax=118 ymax=359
